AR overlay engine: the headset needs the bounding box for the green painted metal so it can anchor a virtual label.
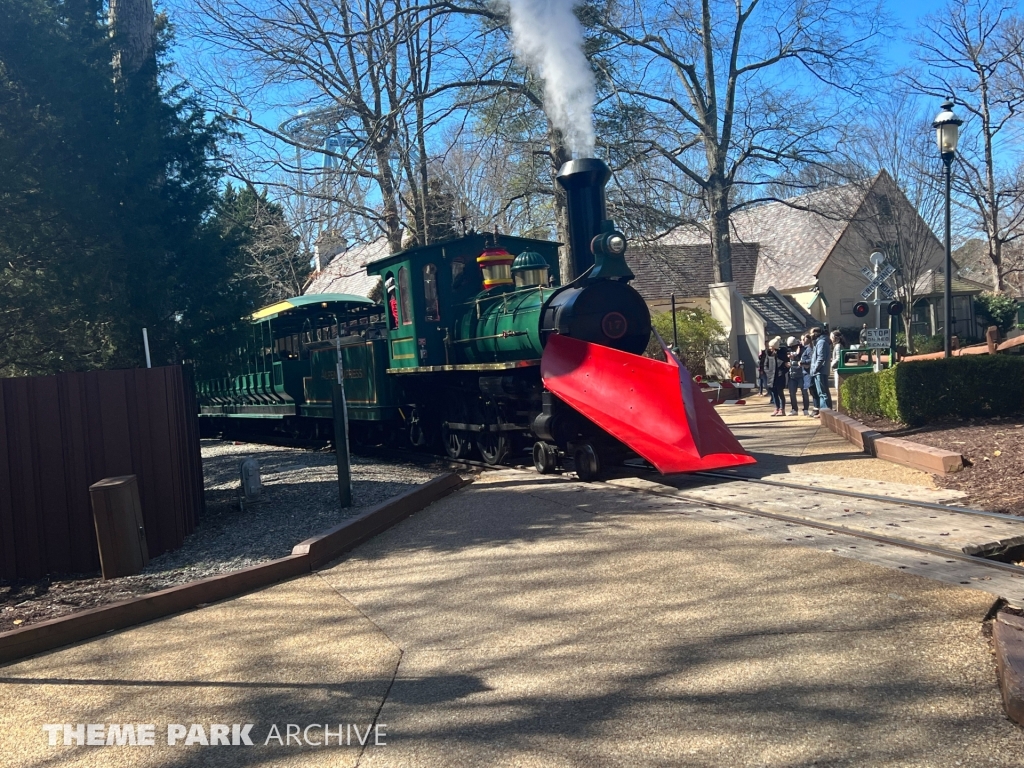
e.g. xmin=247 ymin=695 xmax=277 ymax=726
xmin=511 ymin=251 xmax=548 ymax=271
xmin=367 ymin=234 xmax=560 ymax=370
xmin=456 ymin=286 xmax=548 ymax=363
xmin=303 ymin=339 xmax=400 ymax=421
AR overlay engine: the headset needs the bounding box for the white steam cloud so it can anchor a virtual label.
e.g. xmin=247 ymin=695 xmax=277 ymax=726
xmin=504 ymin=0 xmax=596 ymax=158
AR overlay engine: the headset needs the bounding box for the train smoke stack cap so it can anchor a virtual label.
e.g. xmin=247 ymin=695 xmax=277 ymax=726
xmin=556 ymin=159 xmax=611 ymax=278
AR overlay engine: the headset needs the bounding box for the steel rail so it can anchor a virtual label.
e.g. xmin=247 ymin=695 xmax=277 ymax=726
xmin=622 ymin=482 xmax=1024 ymax=577
xmin=692 ymin=470 xmax=1019 ymax=523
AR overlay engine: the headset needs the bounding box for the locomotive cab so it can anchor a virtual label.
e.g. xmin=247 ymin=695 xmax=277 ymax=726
xmin=366 ymin=234 xmax=561 ymax=370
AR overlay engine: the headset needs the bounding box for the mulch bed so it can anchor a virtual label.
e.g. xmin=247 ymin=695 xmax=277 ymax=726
xmin=857 ymin=414 xmax=1024 ymax=515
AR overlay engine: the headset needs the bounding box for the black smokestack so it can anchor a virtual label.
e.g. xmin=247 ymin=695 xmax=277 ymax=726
xmin=556 ymin=159 xmax=611 ymax=278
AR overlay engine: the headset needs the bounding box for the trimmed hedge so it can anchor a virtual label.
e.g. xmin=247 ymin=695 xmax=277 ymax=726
xmin=840 ymin=355 xmax=1024 ymax=426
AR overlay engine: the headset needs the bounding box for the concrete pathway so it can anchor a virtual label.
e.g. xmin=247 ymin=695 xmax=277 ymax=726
xmin=4 ymin=470 xmax=1022 ymax=767
xmin=714 ymin=401 xmax=941 ymax=489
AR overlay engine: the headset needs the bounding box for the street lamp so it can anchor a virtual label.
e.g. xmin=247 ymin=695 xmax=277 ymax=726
xmin=932 ymin=99 xmax=962 ymax=358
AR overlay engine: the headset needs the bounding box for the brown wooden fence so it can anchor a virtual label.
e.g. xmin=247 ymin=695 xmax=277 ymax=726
xmin=0 ymin=365 xmax=204 ymax=580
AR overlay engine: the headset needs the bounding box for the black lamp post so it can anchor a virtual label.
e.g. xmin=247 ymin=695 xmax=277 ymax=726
xmin=932 ymin=99 xmax=962 ymax=359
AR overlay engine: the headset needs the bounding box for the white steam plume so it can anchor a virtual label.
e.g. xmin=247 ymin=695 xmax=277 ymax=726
xmin=504 ymin=0 xmax=596 ymax=158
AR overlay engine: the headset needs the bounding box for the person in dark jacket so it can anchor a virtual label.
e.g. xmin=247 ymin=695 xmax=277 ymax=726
xmin=808 ymin=327 xmax=833 ymax=413
xmin=786 ymin=336 xmax=809 ymax=415
xmin=757 ymin=345 xmax=768 ymax=396
xmin=766 ymin=337 xmax=788 ymax=416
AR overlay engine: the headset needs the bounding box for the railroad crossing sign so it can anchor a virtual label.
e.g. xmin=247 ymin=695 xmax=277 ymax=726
xmin=860 ymin=263 xmax=896 ymax=299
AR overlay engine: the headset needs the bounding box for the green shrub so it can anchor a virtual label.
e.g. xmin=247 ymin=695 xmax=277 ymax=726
xmin=895 ymin=332 xmax=944 ymax=354
xmin=840 ymin=355 xmax=1024 ymax=426
xmin=840 ymin=372 xmax=881 ymax=416
xmin=645 ymin=308 xmax=724 ymax=377
xmin=975 ymin=292 xmax=1020 ymax=334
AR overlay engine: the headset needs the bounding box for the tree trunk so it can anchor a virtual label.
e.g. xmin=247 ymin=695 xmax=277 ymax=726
xmin=901 ymin=296 xmax=915 ymax=354
xmin=990 ymin=238 xmax=1005 ymax=292
xmin=708 ymin=181 xmax=733 ymax=283
xmin=375 ymin=146 xmax=404 ymax=253
xmin=549 ymin=129 xmax=573 ymax=284
xmin=109 ymin=0 xmax=154 ymax=82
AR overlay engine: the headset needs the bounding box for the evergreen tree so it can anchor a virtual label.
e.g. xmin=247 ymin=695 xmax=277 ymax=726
xmin=0 ymin=0 xmax=248 ymax=376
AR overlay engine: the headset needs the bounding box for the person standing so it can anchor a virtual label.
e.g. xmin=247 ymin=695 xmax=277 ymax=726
xmin=808 ymin=327 xmax=833 ymax=414
xmin=767 ymin=337 xmax=788 ymax=416
xmin=799 ymin=334 xmax=813 ymax=416
xmin=830 ymin=330 xmax=845 ymax=394
xmin=786 ymin=336 xmax=809 ymax=415
xmin=757 ymin=344 xmax=768 ymax=396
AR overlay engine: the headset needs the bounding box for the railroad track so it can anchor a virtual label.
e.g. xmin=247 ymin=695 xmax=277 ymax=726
xmin=419 ymin=451 xmax=1024 ymax=600
xmin=617 ymin=476 xmax=1024 ymax=573
xmin=224 ymin=435 xmax=1024 ymax=600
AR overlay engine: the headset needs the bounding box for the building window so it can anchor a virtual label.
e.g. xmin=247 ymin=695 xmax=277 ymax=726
xmin=874 ymin=194 xmax=894 ymax=224
xmin=840 ymin=299 xmax=856 ymax=315
xmin=398 ymin=266 xmax=413 ymax=325
xmin=423 ymin=264 xmax=440 ymax=321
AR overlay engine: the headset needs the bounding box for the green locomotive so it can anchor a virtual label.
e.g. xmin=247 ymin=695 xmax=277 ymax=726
xmin=198 ymin=159 xmax=752 ymax=478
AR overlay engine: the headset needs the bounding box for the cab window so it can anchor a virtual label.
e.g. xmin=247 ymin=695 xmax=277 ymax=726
xmin=398 ymin=267 xmax=413 ymax=325
xmin=451 ymin=258 xmax=465 ymax=290
xmin=423 ymin=264 xmax=440 ymax=321
xmin=384 ymin=272 xmax=398 ymax=329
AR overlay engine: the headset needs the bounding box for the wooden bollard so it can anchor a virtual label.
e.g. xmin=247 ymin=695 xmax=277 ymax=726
xmin=89 ymin=475 xmax=149 ymax=579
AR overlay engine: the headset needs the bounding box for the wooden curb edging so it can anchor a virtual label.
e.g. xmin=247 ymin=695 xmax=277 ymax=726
xmin=994 ymin=611 xmax=1024 ymax=727
xmin=0 ymin=472 xmax=470 ymax=666
xmin=819 ymin=410 xmax=963 ymax=475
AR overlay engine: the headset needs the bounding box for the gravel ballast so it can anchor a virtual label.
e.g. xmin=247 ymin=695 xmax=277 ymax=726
xmin=0 ymin=440 xmax=441 ymax=632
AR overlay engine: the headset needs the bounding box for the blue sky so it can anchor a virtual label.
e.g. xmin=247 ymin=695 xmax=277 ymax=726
xmin=158 ymin=0 xmax=981 ymax=190
xmin=882 ymin=0 xmax=939 ymax=70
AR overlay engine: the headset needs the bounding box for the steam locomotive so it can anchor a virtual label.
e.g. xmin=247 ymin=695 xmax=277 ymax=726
xmin=197 ymin=160 xmax=753 ymax=479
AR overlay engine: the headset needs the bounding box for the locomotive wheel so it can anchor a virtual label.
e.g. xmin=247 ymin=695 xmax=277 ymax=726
xmin=442 ymin=423 xmax=471 ymax=460
xmin=476 ymin=402 xmax=509 ymax=466
xmin=532 ymin=441 xmax=558 ymax=474
xmin=573 ymin=443 xmax=602 ymax=482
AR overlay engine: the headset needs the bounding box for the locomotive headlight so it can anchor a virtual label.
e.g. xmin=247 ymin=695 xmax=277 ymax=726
xmin=607 ymin=233 xmax=627 ymax=255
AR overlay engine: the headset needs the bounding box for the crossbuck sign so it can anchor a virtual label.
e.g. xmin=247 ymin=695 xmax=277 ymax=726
xmin=860 ymin=265 xmax=895 ymax=300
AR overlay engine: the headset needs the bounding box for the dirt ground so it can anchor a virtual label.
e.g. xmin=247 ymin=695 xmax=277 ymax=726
xmin=859 ymin=414 xmax=1024 ymax=515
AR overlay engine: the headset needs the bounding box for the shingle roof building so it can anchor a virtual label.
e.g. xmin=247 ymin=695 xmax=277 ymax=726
xmin=661 ymin=182 xmax=869 ymax=294
xmin=304 ymin=237 xmax=390 ymax=300
xmin=626 ymin=243 xmax=758 ymax=309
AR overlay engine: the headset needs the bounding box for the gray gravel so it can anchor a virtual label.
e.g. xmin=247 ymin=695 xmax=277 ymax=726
xmin=0 ymin=442 xmax=441 ymax=630
xmin=143 ymin=440 xmax=440 ymax=583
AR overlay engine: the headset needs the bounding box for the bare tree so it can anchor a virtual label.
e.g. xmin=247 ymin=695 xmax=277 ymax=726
xmin=592 ymin=0 xmax=888 ymax=282
xmin=910 ymin=0 xmax=1024 ymax=292
xmin=842 ymin=91 xmax=952 ymax=352
xmin=185 ymin=0 xmax=501 ymax=254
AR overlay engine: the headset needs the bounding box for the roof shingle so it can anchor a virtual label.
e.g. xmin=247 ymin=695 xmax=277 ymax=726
xmin=662 ymin=182 xmax=872 ymax=293
xmin=626 ymin=243 xmax=757 ymax=302
xmin=304 ymin=237 xmax=391 ymax=299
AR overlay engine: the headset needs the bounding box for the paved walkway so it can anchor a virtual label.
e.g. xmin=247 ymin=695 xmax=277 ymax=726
xmin=3 ymin=468 xmax=1023 ymax=766
xmin=714 ymin=399 xmax=940 ymax=490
